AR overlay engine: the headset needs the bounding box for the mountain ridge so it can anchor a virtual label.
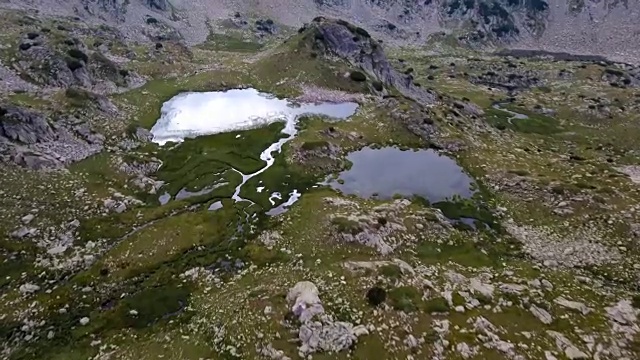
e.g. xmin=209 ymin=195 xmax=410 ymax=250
xmin=1 ymin=0 xmax=639 ymax=63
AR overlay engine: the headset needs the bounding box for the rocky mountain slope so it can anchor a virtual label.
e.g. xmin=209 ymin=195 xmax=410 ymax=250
xmin=1 ymin=1 xmax=640 ymax=360
xmin=1 ymin=0 xmax=639 ymax=63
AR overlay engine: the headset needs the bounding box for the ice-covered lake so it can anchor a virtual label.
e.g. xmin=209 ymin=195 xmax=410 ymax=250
xmin=150 ymin=88 xmax=358 ymax=145
xmin=151 ymin=88 xmax=359 ymax=211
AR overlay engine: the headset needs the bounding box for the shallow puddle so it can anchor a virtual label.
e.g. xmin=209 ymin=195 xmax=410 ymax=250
xmin=328 ymin=146 xmax=474 ymax=202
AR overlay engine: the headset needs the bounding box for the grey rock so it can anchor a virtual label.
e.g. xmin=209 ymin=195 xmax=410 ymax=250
xmin=554 ymin=297 xmax=591 ymax=315
xmin=530 ymin=305 xmax=553 ymax=324
xmin=286 ymin=281 xmax=368 ymax=355
xmin=469 ymin=278 xmax=494 ymax=299
xmin=547 ymin=330 xmax=589 ymax=360
xmin=606 ymin=300 xmax=638 ymax=325
xmin=404 ymin=334 xmax=418 ymax=349
xmin=114 ymin=202 xmax=127 ymax=213
xmin=21 ymin=214 xmax=35 ymax=224
xmin=11 ymin=226 xmax=36 ymax=238
xmin=19 ymin=283 xmax=40 ymax=294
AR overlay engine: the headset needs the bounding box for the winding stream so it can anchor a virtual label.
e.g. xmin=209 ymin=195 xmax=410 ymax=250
xmin=492 ymin=102 xmax=529 ymax=125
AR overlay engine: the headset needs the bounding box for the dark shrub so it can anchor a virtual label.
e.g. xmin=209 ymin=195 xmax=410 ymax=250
xmin=26 ymin=32 xmax=39 ymax=40
xmin=372 ymin=80 xmax=383 ymax=91
xmin=155 ymin=42 xmax=163 ymax=49
xmin=18 ymin=43 xmax=32 ymax=51
xmin=67 ymin=48 xmax=88 ymax=63
xmin=354 ymin=27 xmax=370 ymax=38
xmin=366 ymin=286 xmax=386 ymax=306
xmin=146 ymin=17 xmax=158 ymax=25
xmin=66 ymin=58 xmax=83 ymax=71
xmin=604 ymin=68 xmax=624 ymax=76
xmin=349 ymin=71 xmax=367 ymax=82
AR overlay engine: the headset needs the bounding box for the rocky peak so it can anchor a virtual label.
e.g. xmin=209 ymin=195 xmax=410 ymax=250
xmin=304 ymin=17 xmax=437 ymax=104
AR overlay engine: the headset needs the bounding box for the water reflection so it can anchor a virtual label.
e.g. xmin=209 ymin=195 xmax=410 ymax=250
xmin=328 ymin=146 xmax=474 ymax=202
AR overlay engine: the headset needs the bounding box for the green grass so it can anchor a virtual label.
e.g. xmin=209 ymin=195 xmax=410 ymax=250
xmin=379 ymin=264 xmax=402 ymax=279
xmin=155 ymin=123 xmax=286 ymax=197
xmin=388 ymin=286 xmax=423 ymax=312
xmin=485 ymin=107 xmax=562 ymax=134
xmin=198 ymin=33 xmax=264 ymax=52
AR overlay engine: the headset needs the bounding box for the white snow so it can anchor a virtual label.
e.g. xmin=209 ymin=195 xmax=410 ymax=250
xmin=150 ymin=88 xmax=358 ymax=145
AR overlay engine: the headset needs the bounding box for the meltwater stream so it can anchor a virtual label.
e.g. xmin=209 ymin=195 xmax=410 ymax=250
xmin=492 ymin=103 xmax=529 ymax=125
xmin=150 ymin=88 xmax=359 ymax=207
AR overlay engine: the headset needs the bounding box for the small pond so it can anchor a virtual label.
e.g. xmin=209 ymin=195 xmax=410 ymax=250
xmin=328 ymin=146 xmax=475 ymax=202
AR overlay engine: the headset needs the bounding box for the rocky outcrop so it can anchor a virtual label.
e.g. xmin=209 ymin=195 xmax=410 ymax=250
xmin=286 ymin=281 xmax=369 ymax=356
xmin=145 ymin=0 xmax=169 ymax=12
xmin=0 ymin=105 xmax=104 ymax=170
xmin=304 ymin=17 xmax=437 ymax=105
xmin=0 ymin=105 xmax=55 ymax=144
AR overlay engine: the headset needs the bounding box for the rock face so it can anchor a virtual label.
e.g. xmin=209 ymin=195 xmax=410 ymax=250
xmin=306 ymin=17 xmax=436 ymax=105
